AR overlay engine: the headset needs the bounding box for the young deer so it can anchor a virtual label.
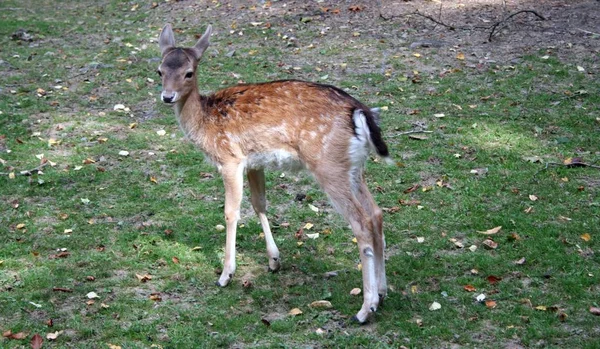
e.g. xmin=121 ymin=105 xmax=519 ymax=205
xmin=157 ymin=24 xmax=391 ymax=323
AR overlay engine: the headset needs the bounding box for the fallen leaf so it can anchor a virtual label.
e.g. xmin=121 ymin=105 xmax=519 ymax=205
xmin=31 ymin=333 xmax=43 ymax=348
xmin=156 ymin=130 xmax=166 ymax=136
xmin=479 ymin=226 xmax=502 ymax=235
xmin=150 ymin=176 xmax=158 ymax=184
xmin=46 ymin=330 xmax=62 ymax=340
xmin=476 ymin=294 xmax=486 ymax=302
xmin=468 ymin=245 xmax=477 ymax=252
xmin=558 ymin=312 xmax=568 ymax=322
xmin=350 ymin=288 xmax=361 ymax=296
xmin=118 ymin=150 xmax=129 ymax=156
xmin=172 ymin=257 xmax=179 ymax=264
xmin=315 ymin=328 xmax=326 ymax=335
xmin=482 ymin=239 xmax=498 ymax=250
xmin=348 ymin=5 xmax=363 ymax=12
xmin=485 ymin=300 xmax=497 ymax=309
xmin=8 ymin=331 xmax=27 ymax=339
xmin=108 ymin=345 xmax=122 ymax=349
xmin=149 ymin=293 xmax=162 ymax=301
xmin=535 ymin=305 xmax=547 ymax=311
xmin=529 ymin=194 xmax=538 ymax=201
xmin=456 ymin=52 xmax=465 ymax=60
xmin=16 ymin=223 xmax=26 ymax=230
xmin=309 ymin=300 xmax=332 ymax=309
xmin=523 ymin=156 xmax=542 ymax=163
xmin=86 ymin=291 xmax=99 ymax=299
xmin=308 ymin=204 xmax=319 ymax=213
xmin=429 ymin=301 xmax=441 ymax=311
xmin=487 ymin=275 xmax=502 ymax=284
xmin=306 ymin=233 xmax=319 ymax=239
xmin=515 ymin=257 xmax=526 ymax=265
xmin=135 ymin=273 xmax=152 ymax=283
xmin=416 ymin=236 xmax=425 ymax=243
xmin=215 ymin=224 xmax=225 ymax=232
xmin=581 ymin=233 xmax=591 ymax=242
xmin=464 ymin=285 xmax=476 ymax=292
xmin=403 ymin=184 xmax=420 ymax=194
xmin=590 ymin=307 xmax=600 ymax=316
xmin=288 ymin=308 xmax=303 ymax=316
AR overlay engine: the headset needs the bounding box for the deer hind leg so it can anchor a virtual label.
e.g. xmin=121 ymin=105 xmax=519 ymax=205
xmin=315 ymin=169 xmax=381 ymax=324
xmin=356 ymin=178 xmax=387 ymax=301
xmin=216 ymin=162 xmax=245 ymax=287
xmin=247 ymin=169 xmax=281 ymax=272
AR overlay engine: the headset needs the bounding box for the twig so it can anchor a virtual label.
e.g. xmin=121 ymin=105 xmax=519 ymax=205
xmin=394 ymin=130 xmax=433 ymax=137
xmin=488 ymin=10 xmax=546 ymax=41
xmin=533 ymin=161 xmax=600 ymax=180
xmin=577 ymin=28 xmax=600 ymax=36
xmin=0 ymin=162 xmax=48 ymax=176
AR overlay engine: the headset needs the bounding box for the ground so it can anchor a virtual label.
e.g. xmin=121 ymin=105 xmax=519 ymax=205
xmin=1 ymin=0 xmax=599 ymax=348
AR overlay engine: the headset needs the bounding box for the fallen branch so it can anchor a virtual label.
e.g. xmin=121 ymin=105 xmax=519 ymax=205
xmin=0 ymin=162 xmax=48 ymax=176
xmin=380 ymin=8 xmax=546 ymax=42
xmin=488 ymin=10 xmax=546 ymax=41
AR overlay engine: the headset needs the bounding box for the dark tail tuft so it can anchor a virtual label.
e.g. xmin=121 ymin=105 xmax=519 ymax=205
xmin=362 ymin=108 xmax=389 ymax=157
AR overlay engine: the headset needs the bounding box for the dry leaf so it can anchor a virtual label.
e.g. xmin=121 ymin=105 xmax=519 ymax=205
xmin=482 ymin=239 xmax=498 ymax=250
xmin=215 ymin=224 xmax=225 ymax=232
xmin=464 ymin=285 xmax=476 ymax=292
xmin=479 ymin=226 xmax=502 ymax=235
xmin=304 ymin=222 xmax=314 ymax=230
xmin=529 ymin=194 xmax=538 ymax=201
xmin=429 ymin=301 xmax=441 ymax=311
xmin=350 ymin=288 xmax=361 ymax=296
xmin=172 ymin=257 xmax=179 ymax=264
xmin=535 ymin=305 xmax=547 ymax=311
xmin=288 ymin=308 xmax=303 ymax=316
xmin=86 ymin=291 xmax=99 ymax=299
xmin=487 ymin=275 xmax=502 ymax=284
xmin=309 ymin=300 xmax=333 ymax=309
xmin=108 ymin=345 xmax=122 ymax=349
xmin=306 ymin=233 xmax=319 ymax=239
xmin=31 ymin=333 xmax=43 ymax=348
xmin=149 ymin=293 xmax=162 ymax=301
xmin=46 ymin=330 xmax=63 ymax=340
xmin=580 ymin=233 xmax=591 ymax=242
xmin=135 ymin=273 xmax=152 ymax=283
xmin=456 ymin=52 xmax=465 ymax=60
xmin=485 ymin=300 xmax=497 ymax=309
xmin=590 ymin=307 xmax=600 ymax=316
xmin=515 ymin=257 xmax=526 ymax=265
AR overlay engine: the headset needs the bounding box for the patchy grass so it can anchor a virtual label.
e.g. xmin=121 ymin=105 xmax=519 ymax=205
xmin=1 ymin=0 xmax=599 ymax=347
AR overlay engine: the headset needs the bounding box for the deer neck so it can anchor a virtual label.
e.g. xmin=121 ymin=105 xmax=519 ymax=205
xmin=173 ymin=87 xmax=205 ymax=140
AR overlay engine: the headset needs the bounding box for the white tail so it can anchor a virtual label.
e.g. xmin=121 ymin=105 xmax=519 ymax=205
xmin=157 ymin=24 xmax=390 ymax=323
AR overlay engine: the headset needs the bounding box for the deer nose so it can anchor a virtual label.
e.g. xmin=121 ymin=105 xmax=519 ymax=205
xmin=161 ymin=91 xmax=177 ymax=104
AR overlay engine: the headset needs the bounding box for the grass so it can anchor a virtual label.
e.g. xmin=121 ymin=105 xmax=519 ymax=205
xmin=1 ymin=0 xmax=599 ymax=348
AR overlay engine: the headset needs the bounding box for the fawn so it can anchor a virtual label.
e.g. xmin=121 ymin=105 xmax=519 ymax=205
xmin=157 ymin=24 xmax=391 ymax=323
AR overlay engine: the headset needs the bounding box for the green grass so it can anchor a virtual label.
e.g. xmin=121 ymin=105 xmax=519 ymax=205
xmin=1 ymin=0 xmax=599 ymax=347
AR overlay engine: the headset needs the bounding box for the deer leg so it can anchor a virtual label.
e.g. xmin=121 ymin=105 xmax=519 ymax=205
xmin=356 ymin=180 xmax=387 ymax=301
xmin=216 ymin=163 xmax=245 ymax=287
xmin=316 ymin=170 xmax=380 ymax=324
xmin=247 ymin=169 xmax=280 ymax=272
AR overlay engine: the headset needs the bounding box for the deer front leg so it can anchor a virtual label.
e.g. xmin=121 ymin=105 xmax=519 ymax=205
xmin=216 ymin=163 xmax=245 ymax=287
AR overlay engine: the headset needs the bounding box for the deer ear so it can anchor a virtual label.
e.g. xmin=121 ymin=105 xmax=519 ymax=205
xmin=192 ymin=25 xmax=212 ymax=60
xmin=159 ymin=24 xmax=176 ymax=56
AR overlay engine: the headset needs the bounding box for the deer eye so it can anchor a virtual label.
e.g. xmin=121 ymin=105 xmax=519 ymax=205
xmin=185 ymin=71 xmax=194 ymax=79
xmin=156 ymin=70 xmax=162 ymax=77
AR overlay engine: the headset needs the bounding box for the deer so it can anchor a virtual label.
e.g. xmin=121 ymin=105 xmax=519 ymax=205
xmin=157 ymin=24 xmax=391 ymax=323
